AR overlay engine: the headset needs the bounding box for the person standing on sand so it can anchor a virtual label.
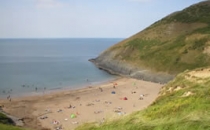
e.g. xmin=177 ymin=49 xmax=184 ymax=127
xmin=68 ymin=104 xmax=72 ymax=108
xmin=99 ymin=87 xmax=103 ymax=92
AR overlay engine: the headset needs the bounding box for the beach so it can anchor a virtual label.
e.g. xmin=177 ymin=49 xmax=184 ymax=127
xmin=0 ymin=78 xmax=163 ymax=130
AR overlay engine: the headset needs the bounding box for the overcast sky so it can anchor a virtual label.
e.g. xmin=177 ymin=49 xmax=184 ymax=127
xmin=0 ymin=0 xmax=205 ymax=38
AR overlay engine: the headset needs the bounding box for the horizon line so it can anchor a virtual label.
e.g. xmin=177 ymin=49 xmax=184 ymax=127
xmin=0 ymin=37 xmax=126 ymax=40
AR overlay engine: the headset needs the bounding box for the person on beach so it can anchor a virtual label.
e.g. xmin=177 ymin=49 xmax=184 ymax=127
xmin=68 ymin=104 xmax=72 ymax=108
xmin=43 ymin=87 xmax=46 ymax=94
xmin=7 ymin=95 xmax=10 ymax=99
xmin=99 ymin=87 xmax=103 ymax=92
xmin=139 ymin=94 xmax=144 ymax=100
xmin=7 ymin=95 xmax=11 ymax=102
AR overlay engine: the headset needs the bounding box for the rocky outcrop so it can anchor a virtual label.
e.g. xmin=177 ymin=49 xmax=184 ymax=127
xmin=0 ymin=110 xmax=24 ymax=127
xmin=89 ymin=51 xmax=174 ymax=84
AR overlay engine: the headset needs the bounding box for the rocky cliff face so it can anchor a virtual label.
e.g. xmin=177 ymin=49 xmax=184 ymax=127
xmin=90 ymin=50 xmax=174 ymax=84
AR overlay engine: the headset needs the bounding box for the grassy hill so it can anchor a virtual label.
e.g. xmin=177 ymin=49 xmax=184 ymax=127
xmin=96 ymin=1 xmax=210 ymax=75
xmin=76 ymin=66 xmax=210 ymax=130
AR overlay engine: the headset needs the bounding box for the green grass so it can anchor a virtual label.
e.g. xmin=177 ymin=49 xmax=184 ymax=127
xmin=193 ymin=25 xmax=210 ymax=34
xmin=0 ymin=112 xmax=14 ymax=125
xmin=76 ymin=67 xmax=210 ymax=130
xmin=159 ymin=1 xmax=210 ymax=24
xmin=118 ymin=31 xmax=210 ymax=74
xmin=0 ymin=123 xmax=25 ymax=130
xmin=0 ymin=112 xmax=26 ymax=130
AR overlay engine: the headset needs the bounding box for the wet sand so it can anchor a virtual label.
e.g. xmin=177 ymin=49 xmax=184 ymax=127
xmin=0 ymin=78 xmax=163 ymax=130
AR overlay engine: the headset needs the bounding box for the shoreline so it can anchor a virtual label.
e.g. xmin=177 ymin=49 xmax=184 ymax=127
xmin=0 ymin=77 xmax=163 ymax=130
xmin=0 ymin=76 xmax=119 ymax=100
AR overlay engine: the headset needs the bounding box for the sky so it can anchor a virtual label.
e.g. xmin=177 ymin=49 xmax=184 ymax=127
xmin=0 ymin=0 xmax=205 ymax=38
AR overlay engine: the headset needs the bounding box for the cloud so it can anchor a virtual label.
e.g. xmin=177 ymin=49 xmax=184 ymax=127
xmin=36 ymin=0 xmax=65 ymax=8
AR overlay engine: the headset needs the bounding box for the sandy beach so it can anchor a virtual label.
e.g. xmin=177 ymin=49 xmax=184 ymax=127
xmin=0 ymin=78 xmax=163 ymax=130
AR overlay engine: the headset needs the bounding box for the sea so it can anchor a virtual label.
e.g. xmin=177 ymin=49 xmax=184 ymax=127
xmin=0 ymin=38 xmax=123 ymax=98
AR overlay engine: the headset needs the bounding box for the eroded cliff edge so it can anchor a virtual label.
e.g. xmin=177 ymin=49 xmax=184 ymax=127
xmin=89 ymin=52 xmax=174 ymax=84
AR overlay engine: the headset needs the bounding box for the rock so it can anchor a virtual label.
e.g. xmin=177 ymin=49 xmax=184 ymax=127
xmin=90 ymin=55 xmax=174 ymax=84
xmin=0 ymin=110 xmax=24 ymax=127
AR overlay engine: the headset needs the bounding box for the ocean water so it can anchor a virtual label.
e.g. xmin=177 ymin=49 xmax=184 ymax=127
xmin=0 ymin=38 xmax=123 ymax=98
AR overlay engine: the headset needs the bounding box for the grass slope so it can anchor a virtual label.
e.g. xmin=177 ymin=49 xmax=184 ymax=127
xmin=0 ymin=112 xmax=26 ymax=130
xmin=76 ymin=67 xmax=210 ymax=130
xmin=0 ymin=112 xmax=14 ymax=125
xmin=0 ymin=123 xmax=25 ymax=130
xmin=101 ymin=1 xmax=210 ymax=75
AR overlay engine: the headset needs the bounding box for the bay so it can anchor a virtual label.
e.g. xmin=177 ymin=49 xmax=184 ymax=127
xmin=0 ymin=38 xmax=123 ymax=98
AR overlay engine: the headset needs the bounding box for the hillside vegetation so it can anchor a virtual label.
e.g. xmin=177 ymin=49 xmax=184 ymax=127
xmin=0 ymin=112 xmax=26 ymax=130
xmin=0 ymin=123 xmax=25 ymax=130
xmin=95 ymin=1 xmax=210 ymax=75
xmin=76 ymin=66 xmax=210 ymax=130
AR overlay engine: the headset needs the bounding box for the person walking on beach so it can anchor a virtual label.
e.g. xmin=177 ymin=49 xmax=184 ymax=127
xmin=7 ymin=95 xmax=12 ymax=102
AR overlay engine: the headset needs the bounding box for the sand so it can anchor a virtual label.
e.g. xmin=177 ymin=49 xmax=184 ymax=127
xmin=0 ymin=78 xmax=163 ymax=130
